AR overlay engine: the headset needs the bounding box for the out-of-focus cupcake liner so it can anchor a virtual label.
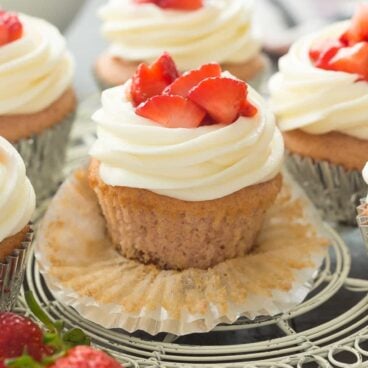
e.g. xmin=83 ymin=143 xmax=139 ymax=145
xmin=285 ymin=152 xmax=366 ymax=225
xmin=0 ymin=228 xmax=33 ymax=311
xmin=35 ymin=168 xmax=329 ymax=335
xmin=14 ymin=113 xmax=75 ymax=202
xmin=357 ymin=199 xmax=368 ymax=249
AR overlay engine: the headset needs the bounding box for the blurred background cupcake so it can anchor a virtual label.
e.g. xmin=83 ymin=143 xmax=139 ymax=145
xmin=94 ymin=0 xmax=268 ymax=91
xmin=357 ymin=162 xmax=368 ymax=249
xmin=0 ymin=137 xmax=35 ymax=311
xmin=269 ymin=4 xmax=368 ymax=225
xmin=0 ymin=10 xmax=77 ymax=201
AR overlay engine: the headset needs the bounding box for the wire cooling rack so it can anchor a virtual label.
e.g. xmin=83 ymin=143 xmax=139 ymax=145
xmin=23 ymin=96 xmax=368 ymax=368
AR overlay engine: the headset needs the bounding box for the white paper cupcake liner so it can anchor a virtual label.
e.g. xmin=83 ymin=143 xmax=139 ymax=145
xmin=35 ymin=169 xmax=329 ymax=336
xmin=285 ymin=152 xmax=366 ymax=225
xmin=357 ymin=199 xmax=368 ymax=250
xmin=14 ymin=113 xmax=75 ymax=202
xmin=0 ymin=228 xmax=33 ymax=311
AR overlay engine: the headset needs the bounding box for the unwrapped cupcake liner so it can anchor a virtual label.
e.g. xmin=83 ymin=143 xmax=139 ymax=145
xmin=14 ymin=113 xmax=75 ymax=202
xmin=0 ymin=228 xmax=33 ymax=311
xmin=285 ymin=152 xmax=366 ymax=225
xmin=357 ymin=199 xmax=368 ymax=250
xmin=35 ymin=169 xmax=329 ymax=335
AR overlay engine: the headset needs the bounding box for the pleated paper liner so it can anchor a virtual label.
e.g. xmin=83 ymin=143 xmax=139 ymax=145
xmin=285 ymin=152 xmax=366 ymax=225
xmin=357 ymin=199 xmax=368 ymax=251
xmin=0 ymin=227 xmax=33 ymax=311
xmin=35 ymin=169 xmax=329 ymax=335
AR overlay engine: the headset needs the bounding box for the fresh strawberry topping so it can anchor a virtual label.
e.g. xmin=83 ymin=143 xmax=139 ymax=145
xmin=163 ymin=63 xmax=222 ymax=97
xmin=49 ymin=346 xmax=122 ymax=368
xmin=188 ymin=77 xmax=246 ymax=125
xmin=133 ymin=0 xmax=203 ymax=11
xmin=309 ymin=4 xmax=368 ymax=81
xmin=0 ymin=11 xmax=23 ymax=46
xmin=340 ymin=3 xmax=368 ymax=46
xmin=328 ymin=42 xmax=368 ymax=81
xmin=136 ymin=95 xmax=206 ymax=128
xmin=0 ymin=312 xmax=50 ymax=367
xmin=131 ymin=52 xmax=179 ymax=106
xmin=239 ymin=99 xmax=258 ymax=118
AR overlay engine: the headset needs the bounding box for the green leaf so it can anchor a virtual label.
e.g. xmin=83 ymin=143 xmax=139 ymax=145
xmin=63 ymin=328 xmax=91 ymax=347
xmin=5 ymin=355 xmax=43 ymax=368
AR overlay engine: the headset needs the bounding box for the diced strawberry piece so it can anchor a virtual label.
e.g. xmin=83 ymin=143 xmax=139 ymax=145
xmin=133 ymin=0 xmax=203 ymax=10
xmin=164 ymin=63 xmax=221 ymax=97
xmin=188 ymin=77 xmax=246 ymax=125
xmin=339 ymin=3 xmax=368 ymax=46
xmin=309 ymin=38 xmax=344 ymax=67
xmin=239 ymin=100 xmax=258 ymax=118
xmin=0 ymin=11 xmax=23 ymax=46
xmin=135 ymin=95 xmax=206 ymax=128
xmin=130 ymin=52 xmax=180 ymax=106
xmin=329 ymin=42 xmax=368 ymax=81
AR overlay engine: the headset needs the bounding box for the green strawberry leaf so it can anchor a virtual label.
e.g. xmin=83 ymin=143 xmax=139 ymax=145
xmin=63 ymin=328 xmax=91 ymax=347
xmin=5 ymin=355 xmax=43 ymax=368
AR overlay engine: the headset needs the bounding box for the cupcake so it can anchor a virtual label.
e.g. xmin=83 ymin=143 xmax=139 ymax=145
xmin=0 ymin=136 xmax=35 ymax=311
xmin=89 ymin=53 xmax=284 ymax=270
xmin=269 ymin=4 xmax=368 ymax=224
xmin=0 ymin=10 xmax=76 ymax=201
xmin=94 ymin=0 xmax=266 ymax=90
xmin=357 ymin=162 xmax=368 ymax=247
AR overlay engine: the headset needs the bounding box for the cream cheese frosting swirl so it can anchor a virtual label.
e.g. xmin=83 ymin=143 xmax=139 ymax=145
xmin=269 ymin=21 xmax=368 ymax=140
xmin=0 ymin=14 xmax=74 ymax=115
xmin=0 ymin=137 xmax=35 ymax=243
xmin=90 ymin=77 xmax=284 ymax=201
xmin=99 ymin=0 xmax=261 ymax=70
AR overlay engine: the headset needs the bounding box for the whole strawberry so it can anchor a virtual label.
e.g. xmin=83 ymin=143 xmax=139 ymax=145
xmin=0 ymin=313 xmax=51 ymax=368
xmin=49 ymin=346 xmax=121 ymax=368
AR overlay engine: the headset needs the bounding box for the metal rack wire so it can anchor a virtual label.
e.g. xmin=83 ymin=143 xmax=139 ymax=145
xmin=22 ymin=96 xmax=368 ymax=368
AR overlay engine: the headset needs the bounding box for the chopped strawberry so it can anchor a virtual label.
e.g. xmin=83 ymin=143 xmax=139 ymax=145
xmin=328 ymin=42 xmax=368 ymax=81
xmin=188 ymin=77 xmax=246 ymax=125
xmin=0 ymin=11 xmax=23 ymax=46
xmin=163 ymin=63 xmax=222 ymax=97
xmin=340 ymin=3 xmax=368 ymax=46
xmin=136 ymin=95 xmax=206 ymax=128
xmin=131 ymin=52 xmax=179 ymax=106
xmin=133 ymin=0 xmax=203 ymax=10
xmin=309 ymin=38 xmax=344 ymax=67
xmin=239 ymin=100 xmax=258 ymax=118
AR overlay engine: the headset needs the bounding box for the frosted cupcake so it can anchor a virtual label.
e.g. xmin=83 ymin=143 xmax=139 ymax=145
xmin=269 ymin=4 xmax=368 ymax=224
xmin=357 ymin=163 xmax=368 ymax=248
xmin=94 ymin=0 xmax=266 ymax=90
xmin=89 ymin=53 xmax=284 ymax=270
xmin=0 ymin=137 xmax=35 ymax=311
xmin=0 ymin=10 xmax=76 ymax=201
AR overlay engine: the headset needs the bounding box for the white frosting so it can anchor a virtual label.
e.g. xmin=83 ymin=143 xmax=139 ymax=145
xmin=99 ymin=0 xmax=261 ymax=70
xmin=269 ymin=21 xmax=368 ymax=140
xmin=363 ymin=163 xmax=368 ymax=185
xmin=0 ymin=137 xmax=35 ymax=243
xmin=89 ymin=78 xmax=284 ymax=201
xmin=0 ymin=14 xmax=74 ymax=115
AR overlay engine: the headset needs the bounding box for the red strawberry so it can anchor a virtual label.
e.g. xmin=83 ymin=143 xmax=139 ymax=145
xmin=340 ymin=3 xmax=368 ymax=46
xmin=188 ymin=77 xmax=246 ymax=125
xmin=309 ymin=38 xmax=344 ymax=67
xmin=239 ymin=100 xmax=258 ymax=118
xmin=163 ymin=63 xmax=222 ymax=97
xmin=49 ymin=346 xmax=121 ymax=368
xmin=136 ymin=95 xmax=206 ymax=128
xmin=328 ymin=42 xmax=368 ymax=81
xmin=0 ymin=312 xmax=50 ymax=367
xmin=131 ymin=52 xmax=180 ymax=106
xmin=133 ymin=0 xmax=203 ymax=10
xmin=0 ymin=11 xmax=23 ymax=46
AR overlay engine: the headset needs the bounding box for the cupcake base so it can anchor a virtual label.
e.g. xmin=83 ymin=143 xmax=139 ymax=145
xmin=94 ymin=53 xmax=268 ymax=91
xmin=285 ymin=152 xmax=366 ymax=225
xmin=35 ymin=168 xmax=329 ymax=335
xmin=0 ymin=226 xmax=33 ymax=311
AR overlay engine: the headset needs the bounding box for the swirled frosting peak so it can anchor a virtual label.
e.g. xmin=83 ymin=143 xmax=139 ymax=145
xmin=0 ymin=137 xmax=35 ymax=243
xmin=0 ymin=13 xmax=74 ymax=115
xmin=99 ymin=0 xmax=261 ymax=70
xmin=89 ymin=76 xmax=284 ymax=201
xmin=269 ymin=21 xmax=368 ymax=140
